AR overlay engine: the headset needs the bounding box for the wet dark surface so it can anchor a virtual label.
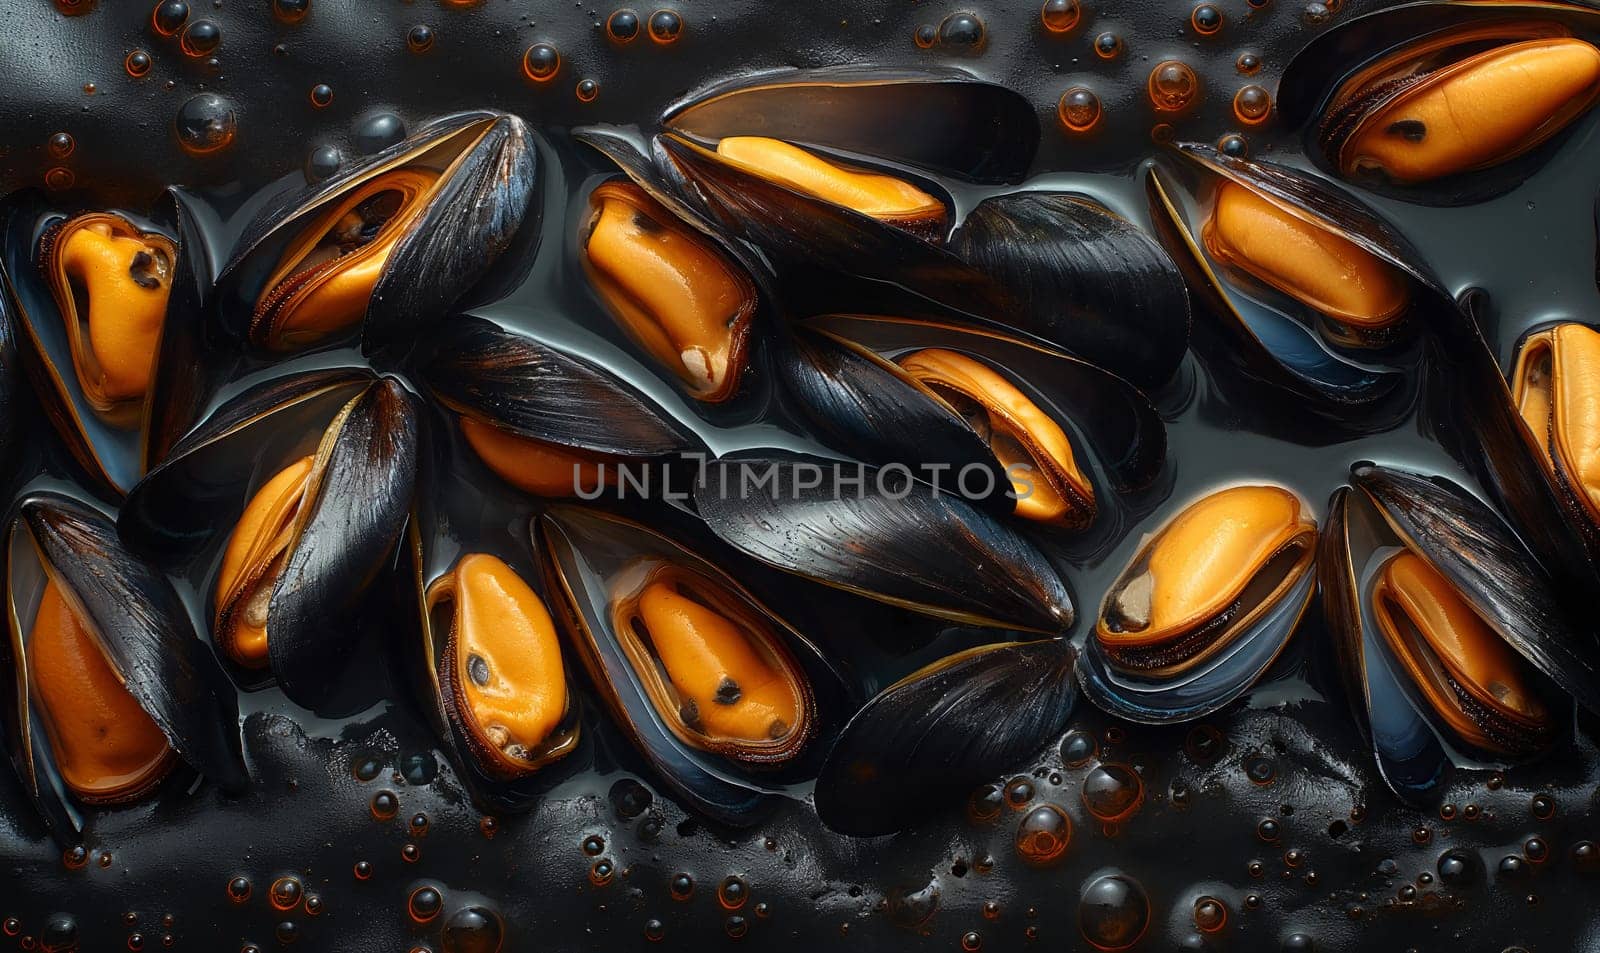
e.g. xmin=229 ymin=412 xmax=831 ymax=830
xmin=3 ymin=1 xmax=1600 ymax=951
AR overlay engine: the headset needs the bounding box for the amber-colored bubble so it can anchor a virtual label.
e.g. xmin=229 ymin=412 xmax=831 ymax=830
xmin=308 ymin=84 xmax=334 ymax=108
xmin=1233 ymin=84 xmax=1271 ymax=125
xmin=226 ymin=877 xmax=252 ymax=903
xmin=1236 ymin=52 xmax=1262 ymax=75
xmin=179 ymin=19 xmax=220 ymax=56
xmin=1093 ymin=32 xmax=1123 ymax=59
xmin=370 ymin=790 xmax=398 ymax=820
xmin=1193 ymin=896 xmax=1227 ymax=932
xmin=63 ymin=845 xmax=88 ymax=869
xmin=590 ymin=859 xmax=615 ymax=886
xmin=718 ymin=876 xmax=749 ymax=910
xmin=1218 ymin=133 xmax=1249 ymax=157
xmin=1078 ymin=873 xmax=1150 ymax=951
xmin=1081 ymin=763 xmax=1143 ymax=822
xmin=443 ymin=906 xmax=505 ymax=953
xmin=607 ymin=10 xmax=640 ymax=42
xmin=648 ymin=10 xmax=683 ymax=44
xmin=960 ymin=931 xmax=982 ymax=952
xmin=522 ymin=43 xmax=560 ymax=82
xmin=1057 ymin=88 xmax=1102 ymax=133
xmin=1148 ymin=60 xmax=1200 ymax=113
xmin=125 ymin=50 xmax=152 ymax=77
xmin=353 ymin=861 xmax=373 ymax=880
xmin=1192 ymin=4 xmax=1223 ymax=33
xmin=269 ymin=878 xmax=303 ymax=912
xmin=1041 ymin=0 xmax=1080 ymax=33
xmin=151 ymin=0 xmax=188 ymax=35
xmin=576 ymin=79 xmax=600 ymax=103
xmin=409 ymin=886 xmax=444 ymax=923
xmin=1015 ymin=804 xmax=1073 ymax=867
xmin=913 ymin=24 xmax=937 ymax=48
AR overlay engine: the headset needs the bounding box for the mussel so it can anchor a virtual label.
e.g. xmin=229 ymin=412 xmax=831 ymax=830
xmin=222 ymin=111 xmax=537 ymax=355
xmin=1078 ymin=484 xmax=1317 ymax=724
xmin=537 ymin=506 xmax=842 ymax=825
xmin=418 ymin=316 xmax=703 ymax=498
xmin=1320 ymin=464 xmax=1599 ymax=803
xmin=1277 ymin=6 xmax=1600 ymax=203
xmin=0 ymin=283 xmax=15 ymax=473
xmin=1511 ymin=321 xmax=1600 ymax=539
xmin=580 ymin=181 xmax=757 ymax=403
xmin=779 ymin=321 xmax=1107 ymax=529
xmin=1318 ymin=25 xmax=1600 ymax=187
xmin=814 ymin=640 xmax=1076 ymax=837
xmin=1147 ymin=144 xmax=1438 ymax=412
xmin=36 ymin=213 xmax=175 ymax=425
xmin=423 ymin=552 xmax=578 ymax=781
xmin=120 ymin=370 xmax=418 ymax=708
xmin=3 ymin=493 xmax=246 ymax=841
xmin=694 ymin=454 xmax=1074 ymax=633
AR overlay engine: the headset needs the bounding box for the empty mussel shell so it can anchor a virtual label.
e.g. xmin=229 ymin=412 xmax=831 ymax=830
xmin=2 ymin=492 xmax=247 ymax=841
xmin=579 ymin=180 xmax=758 ymax=403
xmin=418 ymin=316 xmax=703 ymax=498
xmin=536 ymin=506 xmax=844 ymax=826
xmin=814 ymin=640 xmax=1076 ymax=837
xmin=0 ymin=191 xmax=199 ymax=495
xmin=1147 ymin=145 xmax=1439 ymax=412
xmin=1279 ymin=4 xmax=1600 ymax=204
xmin=694 ymin=454 xmax=1074 ymax=633
xmin=660 ymin=66 xmax=1040 ymax=185
xmin=1511 ymin=321 xmax=1600 ymax=544
xmin=659 ymin=131 xmax=1189 ymax=390
xmin=1078 ymin=484 xmax=1317 ymax=724
xmin=1320 ymin=463 xmax=1597 ymax=803
xmin=220 ymin=110 xmax=537 ymax=356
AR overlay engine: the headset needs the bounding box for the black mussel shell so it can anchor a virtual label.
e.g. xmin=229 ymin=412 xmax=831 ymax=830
xmin=219 ymin=110 xmax=538 ymax=358
xmin=694 ymin=454 xmax=1074 ymax=632
xmin=776 ymin=323 xmax=1007 ymax=506
xmin=806 ymin=315 xmax=1166 ymax=497
xmin=0 ymin=276 xmax=15 ymax=477
xmin=419 ymin=316 xmax=702 ymax=460
xmin=1146 ymin=145 xmax=1438 ymax=416
xmin=2 ymin=493 xmax=247 ymax=841
xmin=144 ymin=187 xmax=225 ymax=475
xmin=660 ymin=134 xmax=1188 ymax=390
xmin=536 ymin=506 xmax=848 ymax=826
xmin=661 ymin=67 xmax=1040 ymax=185
xmin=1322 ymin=464 xmax=1595 ymax=803
xmin=0 ymin=192 xmax=192 ymax=496
xmin=1278 ymin=3 xmax=1600 ymax=205
xmin=814 ymin=640 xmax=1076 ymax=837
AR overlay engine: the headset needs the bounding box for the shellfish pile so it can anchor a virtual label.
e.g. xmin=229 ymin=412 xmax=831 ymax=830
xmin=4 ymin=1 xmax=1600 ymax=858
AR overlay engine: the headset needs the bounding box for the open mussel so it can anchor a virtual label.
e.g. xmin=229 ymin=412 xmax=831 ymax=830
xmin=814 ymin=640 xmax=1076 ymax=837
xmin=1279 ymin=4 xmax=1600 ymax=203
xmin=1320 ymin=464 xmax=1599 ymax=803
xmin=579 ymin=180 xmax=758 ymax=403
xmin=536 ymin=506 xmax=843 ymax=825
xmin=1511 ymin=321 xmax=1600 ymax=544
xmin=694 ymin=454 xmax=1074 ymax=633
xmin=120 ymin=369 xmax=418 ymax=708
xmin=221 ymin=110 xmax=537 ymax=356
xmin=0 ymin=191 xmax=207 ymax=494
xmin=2 ymin=493 xmax=246 ymax=841
xmin=411 ymin=544 xmax=581 ymax=804
xmin=1147 ymin=144 xmax=1440 ymax=414
xmin=1078 ymin=484 xmax=1318 ymax=724
xmin=418 ymin=316 xmax=703 ymax=498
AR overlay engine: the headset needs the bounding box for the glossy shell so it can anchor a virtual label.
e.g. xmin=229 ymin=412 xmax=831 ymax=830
xmin=1511 ymin=322 xmax=1600 ymax=534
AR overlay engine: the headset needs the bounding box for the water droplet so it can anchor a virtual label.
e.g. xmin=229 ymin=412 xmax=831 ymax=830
xmin=1572 ymin=840 xmax=1598 ymax=871
xmin=173 ymin=92 xmax=236 ymax=154
xmin=410 ymin=812 xmax=430 ymax=835
xmin=1412 ymin=826 xmax=1432 ymax=846
xmin=1061 ymin=729 xmax=1098 ymax=766
xmin=1193 ymin=896 xmax=1227 ymax=932
xmin=1040 ymin=0 xmax=1080 ymax=33
xmin=725 ymin=916 xmax=749 ymax=940
xmin=590 ymin=859 xmax=615 ymax=886
xmin=1081 ymin=764 xmax=1143 ymax=823
xmin=1093 ymin=32 xmax=1123 ymax=59
xmin=1244 ymin=755 xmax=1276 ymax=785
xmin=479 ymin=816 xmax=499 ymax=839
xmin=1531 ymin=793 xmax=1556 ymax=819
xmin=968 ymin=783 xmax=1004 ymax=823
xmin=269 ymin=877 xmax=303 ymax=912
xmin=353 ymin=861 xmax=373 ymax=880
xmin=62 ymin=845 xmax=88 ymax=869
xmin=1078 ymin=873 xmax=1150 ymax=951
xmin=938 ymin=12 xmax=986 ymax=52
xmin=227 ymin=877 xmax=252 ymax=903
xmin=913 ymin=24 xmax=937 ymax=48
xmin=1015 ymin=804 xmax=1072 ymax=867
xmin=271 ymin=0 xmax=308 ymax=24
xmin=576 ymin=79 xmax=600 ymax=103
xmin=308 ymin=84 xmax=334 ymax=108
xmin=401 ymin=843 xmax=421 ymax=863
xmin=960 ymin=931 xmax=982 ymax=952
xmin=522 ymin=43 xmax=560 ymax=82
xmin=582 ymin=834 xmax=605 ymax=856
xmin=409 ymin=886 xmax=444 ymax=923
xmin=610 ymin=779 xmax=653 ymax=819
xmin=179 ymin=18 xmax=220 ymax=56
xmin=304 ymin=897 xmax=322 ymax=917
xmin=670 ymin=872 xmax=695 ymax=900
xmin=407 ymin=24 xmax=434 ymax=53
xmin=1302 ymin=2 xmax=1330 ymax=24
xmin=1191 ymin=4 xmax=1222 ymax=34
xmin=647 ymin=10 xmax=682 ymax=44
xmin=125 ymin=50 xmax=153 ymax=77
xmin=371 ymin=790 xmax=399 ymax=820
xmin=273 ymin=922 xmax=297 ymax=946
xmin=1005 ymin=776 xmax=1035 ymax=808
xmin=718 ymin=876 xmax=749 ymax=910
xmin=353 ymin=112 xmax=405 ymax=154
xmin=643 ymin=919 xmax=665 ymax=943
xmin=1233 ymin=85 xmax=1271 ymax=125
xmin=1525 ymin=837 xmax=1549 ymax=863
xmin=151 ymin=1 xmax=188 ymax=36
xmin=1148 ymin=60 xmax=1201 ymax=114
xmin=1437 ymin=849 xmax=1478 ymax=886
xmin=607 ymin=9 xmax=640 ymax=42
xmin=441 ymin=906 xmax=503 ymax=953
